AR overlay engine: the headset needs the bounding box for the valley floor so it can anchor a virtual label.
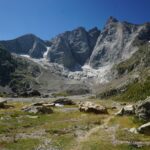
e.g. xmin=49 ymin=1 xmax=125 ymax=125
xmin=0 ymin=97 xmax=150 ymax=150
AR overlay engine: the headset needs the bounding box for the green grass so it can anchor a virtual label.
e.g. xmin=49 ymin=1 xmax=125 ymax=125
xmin=0 ymin=101 xmax=150 ymax=150
xmin=113 ymin=78 xmax=150 ymax=102
xmin=81 ymin=142 xmax=150 ymax=150
xmin=115 ymin=44 xmax=150 ymax=76
xmin=0 ymin=138 xmax=39 ymax=150
xmin=52 ymin=91 xmax=69 ymax=97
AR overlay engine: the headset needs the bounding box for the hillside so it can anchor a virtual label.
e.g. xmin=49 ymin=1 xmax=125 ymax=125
xmin=97 ymin=43 xmax=150 ymax=101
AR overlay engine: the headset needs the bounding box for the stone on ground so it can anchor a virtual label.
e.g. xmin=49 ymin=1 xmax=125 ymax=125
xmin=79 ymin=101 xmax=108 ymax=114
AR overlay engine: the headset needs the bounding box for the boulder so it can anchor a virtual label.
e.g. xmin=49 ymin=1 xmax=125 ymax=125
xmin=135 ymin=97 xmax=150 ymax=120
xmin=79 ymin=102 xmax=107 ymax=114
xmin=53 ymin=98 xmax=75 ymax=105
xmin=115 ymin=105 xmax=135 ymax=116
xmin=0 ymin=99 xmax=7 ymax=108
xmin=22 ymin=105 xmax=53 ymax=114
xmin=137 ymin=122 xmax=150 ymax=134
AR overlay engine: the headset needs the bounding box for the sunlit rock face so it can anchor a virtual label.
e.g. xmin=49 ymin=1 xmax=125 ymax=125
xmin=89 ymin=17 xmax=146 ymax=68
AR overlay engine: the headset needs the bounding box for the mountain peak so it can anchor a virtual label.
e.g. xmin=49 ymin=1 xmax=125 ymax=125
xmin=106 ymin=16 xmax=118 ymax=24
xmin=17 ymin=33 xmax=40 ymax=40
xmin=88 ymin=27 xmax=100 ymax=33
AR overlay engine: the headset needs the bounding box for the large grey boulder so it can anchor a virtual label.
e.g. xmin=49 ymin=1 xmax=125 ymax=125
xmin=79 ymin=101 xmax=108 ymax=114
xmin=22 ymin=105 xmax=53 ymax=114
xmin=135 ymin=97 xmax=150 ymax=120
xmin=22 ymin=102 xmax=53 ymax=114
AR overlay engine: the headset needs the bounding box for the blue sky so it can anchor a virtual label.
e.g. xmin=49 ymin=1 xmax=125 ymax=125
xmin=0 ymin=0 xmax=150 ymax=40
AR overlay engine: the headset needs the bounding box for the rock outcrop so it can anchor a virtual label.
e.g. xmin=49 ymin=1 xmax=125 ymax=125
xmin=79 ymin=101 xmax=107 ymax=114
xmin=135 ymin=97 xmax=150 ymax=120
xmin=22 ymin=102 xmax=53 ymax=114
xmin=115 ymin=105 xmax=135 ymax=116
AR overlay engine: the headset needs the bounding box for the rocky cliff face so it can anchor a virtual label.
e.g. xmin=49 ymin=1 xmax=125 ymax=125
xmin=46 ymin=27 xmax=100 ymax=69
xmin=89 ymin=17 xmax=146 ymax=68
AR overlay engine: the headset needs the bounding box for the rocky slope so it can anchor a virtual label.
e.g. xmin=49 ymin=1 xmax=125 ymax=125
xmin=96 ymin=42 xmax=150 ymax=101
xmin=89 ymin=17 xmax=148 ymax=68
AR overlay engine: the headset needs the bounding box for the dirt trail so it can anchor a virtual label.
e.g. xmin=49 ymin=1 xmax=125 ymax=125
xmin=72 ymin=114 xmax=150 ymax=150
xmin=73 ymin=115 xmax=114 ymax=150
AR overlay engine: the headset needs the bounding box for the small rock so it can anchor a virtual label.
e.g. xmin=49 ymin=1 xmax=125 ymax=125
xmin=129 ymin=128 xmax=138 ymax=134
xmin=26 ymin=115 xmax=38 ymax=119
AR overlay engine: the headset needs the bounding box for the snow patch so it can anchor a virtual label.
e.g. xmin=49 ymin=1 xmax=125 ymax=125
xmin=20 ymin=54 xmax=30 ymax=58
xmin=43 ymin=47 xmax=50 ymax=60
xmin=68 ymin=64 xmax=112 ymax=83
xmin=20 ymin=54 xmax=112 ymax=84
